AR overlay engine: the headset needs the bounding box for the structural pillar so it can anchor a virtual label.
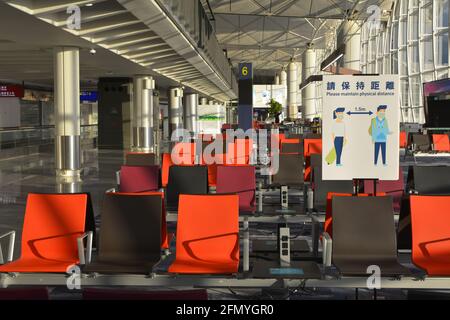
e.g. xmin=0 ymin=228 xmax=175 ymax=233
xmin=132 ymin=75 xmax=155 ymax=152
xmin=338 ymin=20 xmax=361 ymax=71
xmin=54 ymin=47 xmax=81 ymax=178
xmin=274 ymin=73 xmax=280 ymax=85
xmin=280 ymin=67 xmax=287 ymax=117
xmin=200 ymin=97 xmax=207 ymax=105
xmin=184 ymin=93 xmax=198 ymax=134
xmin=287 ymin=59 xmax=298 ymax=120
xmin=302 ymin=47 xmax=317 ymax=120
xmin=168 ymin=86 xmax=183 ymax=138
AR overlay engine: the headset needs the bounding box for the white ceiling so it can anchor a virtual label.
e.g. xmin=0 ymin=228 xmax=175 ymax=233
xmin=206 ymin=0 xmax=393 ymax=73
xmin=0 ymin=0 xmax=237 ymax=100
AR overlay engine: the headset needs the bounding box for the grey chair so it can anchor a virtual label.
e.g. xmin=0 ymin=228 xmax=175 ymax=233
xmin=84 ymin=193 xmax=162 ymax=274
xmin=331 ymin=196 xmax=410 ymax=276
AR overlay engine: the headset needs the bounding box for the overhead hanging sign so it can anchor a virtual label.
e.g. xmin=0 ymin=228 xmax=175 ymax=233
xmin=0 ymin=85 xmax=24 ymax=98
xmin=322 ymin=75 xmax=400 ymax=181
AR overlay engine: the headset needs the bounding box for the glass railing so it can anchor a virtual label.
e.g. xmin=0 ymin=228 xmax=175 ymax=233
xmin=0 ymin=125 xmax=97 ymax=150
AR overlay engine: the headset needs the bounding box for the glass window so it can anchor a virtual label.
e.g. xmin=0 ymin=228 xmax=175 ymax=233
xmin=401 ymin=0 xmax=408 ymax=15
xmin=391 ymin=22 xmax=399 ymax=49
xmin=409 ymin=75 xmax=422 ymax=106
xmin=437 ymin=68 xmax=449 ymax=79
xmin=401 ymin=78 xmax=409 ymax=106
xmin=408 ymin=13 xmax=419 ymax=41
xmin=421 ymin=4 xmax=433 ymax=36
xmin=436 ymin=0 xmax=449 ymax=28
xmin=422 ymin=71 xmax=435 ymax=84
xmin=436 ymin=32 xmax=449 ymax=66
xmin=400 ymin=49 xmax=408 ymax=75
xmin=400 ymin=19 xmax=408 ymax=46
xmin=409 ymin=43 xmax=420 ymax=74
xmin=392 ymin=51 xmax=399 ymax=74
xmin=421 ymin=36 xmax=433 ymax=70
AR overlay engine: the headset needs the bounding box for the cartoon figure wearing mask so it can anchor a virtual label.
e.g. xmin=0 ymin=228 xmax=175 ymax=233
xmin=327 ymin=107 xmax=347 ymax=166
xmin=369 ymin=105 xmax=392 ymax=166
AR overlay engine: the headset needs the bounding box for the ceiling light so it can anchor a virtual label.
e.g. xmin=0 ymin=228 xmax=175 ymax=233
xmin=85 ymin=3 xmax=94 ymax=7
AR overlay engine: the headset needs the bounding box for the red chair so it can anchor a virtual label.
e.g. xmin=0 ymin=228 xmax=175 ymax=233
xmin=432 ymin=134 xmax=450 ymax=152
xmin=304 ymin=138 xmax=322 ymax=181
xmin=111 ymin=192 xmax=171 ymax=250
xmin=119 ymin=165 xmax=159 ymax=193
xmin=410 ymin=195 xmax=450 ymax=276
xmin=325 ymin=192 xmax=386 ymax=237
xmin=216 ymin=165 xmax=256 ymax=213
xmin=168 ymin=195 xmax=239 ymax=274
xmin=0 ymin=194 xmax=89 ymax=273
xmin=400 ymin=131 xmax=407 ymax=149
xmin=363 ymin=167 xmax=404 ymax=212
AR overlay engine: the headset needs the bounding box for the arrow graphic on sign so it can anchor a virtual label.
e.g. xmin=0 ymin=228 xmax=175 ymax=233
xmin=347 ymin=111 xmax=373 ymax=116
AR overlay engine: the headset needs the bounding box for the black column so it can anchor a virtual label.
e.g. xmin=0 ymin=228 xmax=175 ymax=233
xmin=97 ymin=77 xmax=130 ymax=149
xmin=238 ymin=63 xmax=253 ymax=131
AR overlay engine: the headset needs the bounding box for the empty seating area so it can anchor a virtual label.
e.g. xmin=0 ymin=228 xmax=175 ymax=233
xmin=3 ymin=0 xmax=450 ymax=306
xmin=3 ymin=129 xmax=450 ymax=303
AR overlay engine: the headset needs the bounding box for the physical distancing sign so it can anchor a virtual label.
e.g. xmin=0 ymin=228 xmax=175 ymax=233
xmin=322 ymin=75 xmax=400 ymax=180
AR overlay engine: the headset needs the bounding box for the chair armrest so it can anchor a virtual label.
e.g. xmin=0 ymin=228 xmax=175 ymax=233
xmin=77 ymin=231 xmax=93 ymax=265
xmin=0 ymin=231 xmax=15 ymax=264
xmin=322 ymin=232 xmax=332 ymax=267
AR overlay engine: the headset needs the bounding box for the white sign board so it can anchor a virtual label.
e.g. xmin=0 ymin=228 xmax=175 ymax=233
xmin=322 ymin=75 xmax=400 ymax=180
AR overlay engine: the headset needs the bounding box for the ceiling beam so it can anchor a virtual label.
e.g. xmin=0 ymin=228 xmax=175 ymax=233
xmin=214 ymin=12 xmax=344 ymax=20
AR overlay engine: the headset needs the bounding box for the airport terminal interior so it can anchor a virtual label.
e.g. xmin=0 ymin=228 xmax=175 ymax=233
xmin=1 ymin=0 xmax=450 ymax=302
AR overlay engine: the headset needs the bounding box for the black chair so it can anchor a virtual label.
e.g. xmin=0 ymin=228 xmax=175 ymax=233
xmin=312 ymin=167 xmax=353 ymax=212
xmin=407 ymin=165 xmax=450 ymax=194
xmin=166 ymin=165 xmax=208 ymax=210
xmin=410 ymin=133 xmax=431 ymax=152
xmin=332 ymin=196 xmax=410 ymax=276
xmin=84 ymin=193 xmax=162 ymax=274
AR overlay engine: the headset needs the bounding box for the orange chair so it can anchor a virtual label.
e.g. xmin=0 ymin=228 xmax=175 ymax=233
xmin=410 ymin=195 xmax=450 ymax=276
xmin=432 ymin=134 xmax=450 ymax=152
xmin=168 ymin=194 xmax=239 ymax=274
xmin=161 ymin=153 xmax=174 ymax=187
xmin=304 ymin=138 xmax=322 ymax=181
xmin=325 ymin=192 xmax=386 ymax=237
xmin=111 ymin=192 xmax=171 ymax=250
xmin=400 ymin=131 xmax=407 ymax=149
xmin=0 ymin=194 xmax=89 ymax=273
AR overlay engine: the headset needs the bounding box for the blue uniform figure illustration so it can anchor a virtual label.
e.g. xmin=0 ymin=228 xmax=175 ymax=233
xmin=369 ymin=105 xmax=391 ymax=166
xmin=331 ymin=107 xmax=347 ymax=166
